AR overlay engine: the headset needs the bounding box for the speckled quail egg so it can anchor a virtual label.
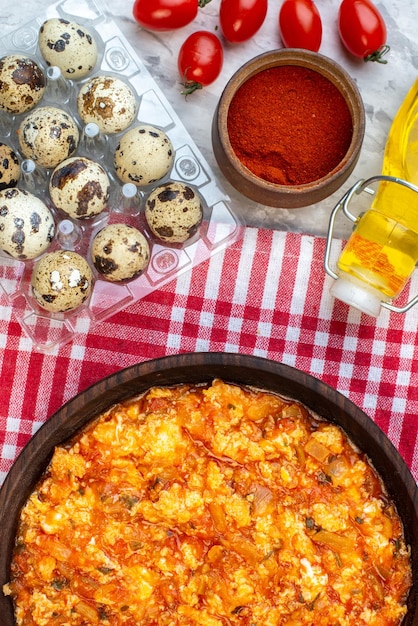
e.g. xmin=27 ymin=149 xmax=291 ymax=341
xmin=114 ymin=125 xmax=174 ymax=187
xmin=0 ymin=188 xmax=55 ymax=260
xmin=0 ymin=143 xmax=20 ymax=190
xmin=18 ymin=106 xmax=79 ymax=169
xmin=49 ymin=156 xmax=110 ymax=220
xmin=77 ymin=75 xmax=137 ymax=134
xmin=145 ymin=181 xmax=203 ymax=244
xmin=91 ymin=223 xmax=150 ymax=282
xmin=0 ymin=55 xmax=45 ymax=115
xmin=38 ymin=18 xmax=98 ymax=80
xmin=31 ymin=249 xmax=93 ymax=312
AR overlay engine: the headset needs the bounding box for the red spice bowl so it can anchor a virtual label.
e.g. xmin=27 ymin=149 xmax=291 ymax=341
xmin=212 ymin=49 xmax=365 ymax=209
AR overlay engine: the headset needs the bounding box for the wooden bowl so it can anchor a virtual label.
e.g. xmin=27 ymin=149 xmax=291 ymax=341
xmin=212 ymin=49 xmax=365 ymax=208
xmin=0 ymin=353 xmax=416 ymax=624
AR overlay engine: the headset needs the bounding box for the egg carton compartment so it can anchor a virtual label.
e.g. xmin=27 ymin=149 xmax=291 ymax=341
xmin=0 ymin=0 xmax=244 ymax=353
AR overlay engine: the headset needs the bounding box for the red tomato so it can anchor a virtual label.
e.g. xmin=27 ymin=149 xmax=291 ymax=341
xmin=178 ymin=31 xmax=224 ymax=94
xmin=219 ymin=0 xmax=268 ymax=43
xmin=133 ymin=0 xmax=211 ymax=32
xmin=338 ymin=0 xmax=389 ymax=62
xmin=278 ymin=0 xmax=322 ymax=52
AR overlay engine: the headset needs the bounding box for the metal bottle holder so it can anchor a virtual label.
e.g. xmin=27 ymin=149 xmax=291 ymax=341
xmin=324 ymin=174 xmax=418 ymax=314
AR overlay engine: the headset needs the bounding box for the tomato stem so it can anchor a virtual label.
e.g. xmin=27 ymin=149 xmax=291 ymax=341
xmin=198 ymin=0 xmax=213 ymax=7
xmin=364 ymin=44 xmax=390 ymax=64
xmin=181 ymin=81 xmax=203 ymax=96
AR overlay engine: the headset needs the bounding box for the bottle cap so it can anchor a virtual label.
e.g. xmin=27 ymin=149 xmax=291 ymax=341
xmin=330 ymin=275 xmax=387 ymax=317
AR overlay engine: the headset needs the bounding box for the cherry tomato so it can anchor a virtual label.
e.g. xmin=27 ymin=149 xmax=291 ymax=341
xmin=338 ymin=0 xmax=389 ymax=63
xmin=133 ymin=0 xmax=211 ymax=32
xmin=219 ymin=0 xmax=268 ymax=43
xmin=278 ymin=0 xmax=322 ymax=52
xmin=178 ymin=31 xmax=224 ymax=95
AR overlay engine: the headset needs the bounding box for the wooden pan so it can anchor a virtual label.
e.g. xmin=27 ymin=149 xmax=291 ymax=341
xmin=0 ymin=352 xmax=416 ymax=624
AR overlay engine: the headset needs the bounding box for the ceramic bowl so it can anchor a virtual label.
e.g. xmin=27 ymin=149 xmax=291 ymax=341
xmin=0 ymin=353 xmax=416 ymax=625
xmin=212 ymin=49 xmax=365 ymax=208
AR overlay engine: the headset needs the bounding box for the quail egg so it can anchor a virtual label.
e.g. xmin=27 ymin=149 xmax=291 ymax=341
xmin=18 ymin=106 xmax=79 ymax=169
xmin=77 ymin=75 xmax=137 ymax=134
xmin=0 ymin=188 xmax=55 ymax=260
xmin=31 ymin=249 xmax=93 ymax=312
xmin=38 ymin=18 xmax=98 ymax=80
xmin=145 ymin=181 xmax=203 ymax=244
xmin=0 ymin=143 xmax=20 ymax=190
xmin=0 ymin=55 xmax=45 ymax=115
xmin=114 ymin=124 xmax=174 ymax=187
xmin=91 ymin=223 xmax=150 ymax=282
xmin=49 ymin=156 xmax=110 ymax=220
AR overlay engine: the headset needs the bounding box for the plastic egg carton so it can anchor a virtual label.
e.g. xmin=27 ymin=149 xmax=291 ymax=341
xmin=0 ymin=0 xmax=244 ymax=353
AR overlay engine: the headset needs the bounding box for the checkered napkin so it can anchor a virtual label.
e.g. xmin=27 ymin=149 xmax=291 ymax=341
xmin=1 ymin=227 xmax=417 ymax=484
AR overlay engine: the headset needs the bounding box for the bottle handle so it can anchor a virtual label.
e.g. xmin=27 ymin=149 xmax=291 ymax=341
xmin=324 ymin=175 xmax=418 ymax=314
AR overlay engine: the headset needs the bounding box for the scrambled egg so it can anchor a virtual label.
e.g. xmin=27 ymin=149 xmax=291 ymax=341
xmin=3 ymin=380 xmax=412 ymax=625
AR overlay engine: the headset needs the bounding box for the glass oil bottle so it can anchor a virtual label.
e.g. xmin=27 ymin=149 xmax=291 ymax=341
xmin=326 ymin=78 xmax=418 ymax=317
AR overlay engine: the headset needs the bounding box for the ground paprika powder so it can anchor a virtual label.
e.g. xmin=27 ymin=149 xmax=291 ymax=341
xmin=226 ymin=65 xmax=353 ymax=186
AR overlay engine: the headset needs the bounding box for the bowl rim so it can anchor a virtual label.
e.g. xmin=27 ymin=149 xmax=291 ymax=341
xmin=0 ymin=352 xmax=416 ymax=625
xmin=213 ymin=48 xmax=366 ymax=200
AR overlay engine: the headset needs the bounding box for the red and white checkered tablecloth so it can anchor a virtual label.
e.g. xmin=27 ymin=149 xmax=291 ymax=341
xmin=1 ymin=226 xmax=417 ymax=484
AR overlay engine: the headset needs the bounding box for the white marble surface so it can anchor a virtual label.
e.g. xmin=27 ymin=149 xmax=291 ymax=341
xmin=0 ymin=0 xmax=417 ymax=238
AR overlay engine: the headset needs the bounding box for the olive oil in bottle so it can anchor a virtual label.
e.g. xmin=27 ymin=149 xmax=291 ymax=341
xmin=331 ymin=79 xmax=418 ymax=316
